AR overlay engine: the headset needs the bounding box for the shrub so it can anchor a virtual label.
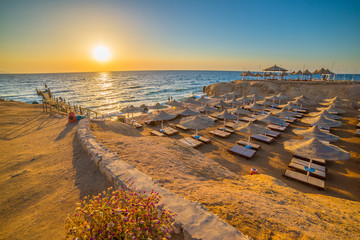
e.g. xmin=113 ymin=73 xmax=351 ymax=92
xmin=65 ymin=185 xmax=176 ymax=240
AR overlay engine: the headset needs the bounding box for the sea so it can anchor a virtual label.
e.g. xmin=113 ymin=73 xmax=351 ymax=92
xmin=0 ymin=71 xmax=359 ymax=115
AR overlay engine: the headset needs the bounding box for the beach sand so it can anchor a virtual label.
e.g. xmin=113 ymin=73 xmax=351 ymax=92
xmin=91 ymin=101 xmax=360 ymax=239
xmin=1 ymin=96 xmax=359 ymax=239
xmin=0 ymin=101 xmax=111 ymax=239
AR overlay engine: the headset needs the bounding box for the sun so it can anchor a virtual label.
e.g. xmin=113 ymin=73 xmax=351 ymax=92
xmin=92 ymin=45 xmax=111 ymax=62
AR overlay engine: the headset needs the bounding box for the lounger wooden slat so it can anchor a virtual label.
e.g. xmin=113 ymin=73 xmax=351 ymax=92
xmin=228 ymin=144 xmax=256 ymax=159
xmin=250 ymin=134 xmax=274 ymax=143
xmin=291 ymin=158 xmax=327 ymax=173
xmin=284 ymin=169 xmax=325 ymax=189
xmin=209 ymin=129 xmax=231 ymax=138
xmin=179 ymin=137 xmax=203 ymax=148
xmin=293 ymin=154 xmax=326 ymax=165
xmin=225 ymin=122 xmax=236 ymax=129
xmin=295 ymin=114 xmax=303 ymax=118
xmin=150 ymin=130 xmax=165 ymax=137
xmin=218 ymin=127 xmax=235 ymax=133
xmin=239 ymin=117 xmax=256 ymax=123
xmin=282 ymin=116 xmax=296 ymax=122
xmin=265 ymin=130 xmax=281 ymax=138
xmin=175 ymin=124 xmax=189 ymax=131
xmin=236 ymin=140 xmax=261 ymax=150
xmin=293 ymin=109 xmax=307 ymax=113
xmin=192 ymin=135 xmax=211 ymax=144
xmin=267 ymin=124 xmax=286 ymax=132
xmin=288 ymin=162 xmax=326 ymax=180
xmin=163 ymin=127 xmax=179 ymax=136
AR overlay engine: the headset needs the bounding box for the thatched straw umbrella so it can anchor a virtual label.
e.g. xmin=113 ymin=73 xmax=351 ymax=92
xmin=148 ymin=110 xmax=177 ymax=132
xmin=234 ymin=121 xmax=268 ymax=147
xmin=292 ymin=126 xmax=340 ymax=142
xmin=308 ymin=109 xmax=343 ymax=120
xmin=212 ymin=109 xmax=238 ymax=130
xmin=178 ymin=107 xmax=199 ymax=116
xmin=301 ymin=114 xmax=342 ymax=128
xmin=180 ymin=115 xmax=214 ymax=138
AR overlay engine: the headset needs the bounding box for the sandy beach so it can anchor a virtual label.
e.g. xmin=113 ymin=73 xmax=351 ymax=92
xmin=1 ymin=80 xmax=360 ymax=240
xmin=0 ymin=101 xmax=111 ymax=239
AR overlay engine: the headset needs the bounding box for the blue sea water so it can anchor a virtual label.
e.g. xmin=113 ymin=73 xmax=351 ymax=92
xmin=0 ymin=71 xmax=241 ymax=114
xmin=0 ymin=71 xmax=359 ymax=114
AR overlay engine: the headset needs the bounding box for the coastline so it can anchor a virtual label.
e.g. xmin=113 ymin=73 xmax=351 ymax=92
xmin=1 ymin=77 xmax=360 ymax=239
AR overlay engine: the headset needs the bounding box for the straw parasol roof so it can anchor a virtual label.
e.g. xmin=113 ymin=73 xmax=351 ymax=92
xmin=303 ymin=69 xmax=312 ymax=75
xmin=121 ymin=105 xmax=142 ymax=113
xmin=301 ymin=114 xmax=343 ymax=128
xmin=240 ymin=71 xmax=253 ymax=76
xmin=308 ymin=109 xmax=343 ymax=120
xmin=256 ymin=99 xmax=275 ymax=107
xmin=221 ymin=93 xmax=235 ymax=99
xmin=226 ymin=96 xmax=240 ymax=105
xmin=295 ymin=70 xmax=303 ymax=75
xmin=149 ymin=110 xmax=177 ymax=121
xmin=262 ymin=64 xmax=288 ymax=72
xmin=265 ymin=95 xmax=280 ymax=101
xmin=312 ymin=69 xmax=319 ymax=74
xmin=233 ymin=121 xmax=268 ymax=134
xmin=214 ymin=100 xmax=231 ymax=108
xmin=197 ymin=103 xmax=217 ymax=113
xmin=272 ymin=108 xmax=298 ymax=117
xmin=280 ymin=102 xmax=299 ymax=110
xmin=149 ymin=103 xmax=168 ymax=110
xmin=183 ymin=97 xmax=199 ymax=105
xmin=284 ymin=138 xmax=350 ymax=161
xmin=316 ymin=68 xmax=328 ymax=74
xmin=237 ymin=96 xmax=251 ymax=104
xmin=180 ymin=115 xmax=214 ymax=130
xmin=291 ymin=99 xmax=304 ymax=106
xmin=294 ymin=95 xmax=310 ymax=102
xmin=247 ymin=93 xmax=262 ymax=101
xmin=276 ymin=93 xmax=289 ymax=100
xmin=212 ymin=109 xmax=238 ymax=120
xmin=248 ymin=103 xmax=265 ymax=111
xmin=324 ymin=96 xmax=345 ymax=102
xmin=256 ymin=113 xmax=287 ymax=125
xmin=231 ymin=106 xmax=251 ymax=115
xmin=228 ymin=91 xmax=242 ymax=97
xmin=316 ymin=105 xmax=346 ymax=114
xmin=178 ymin=107 xmax=199 ymax=116
xmin=292 ymin=126 xmax=340 ymax=142
xmin=195 ymin=95 xmax=210 ymax=104
xmin=166 ymin=100 xmax=184 ymax=107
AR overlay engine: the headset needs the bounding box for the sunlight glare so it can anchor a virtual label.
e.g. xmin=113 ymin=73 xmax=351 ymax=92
xmin=92 ymin=46 xmax=111 ymax=62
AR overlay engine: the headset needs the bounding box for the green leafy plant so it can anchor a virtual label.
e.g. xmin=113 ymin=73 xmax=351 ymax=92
xmin=65 ymin=184 xmax=176 ymax=240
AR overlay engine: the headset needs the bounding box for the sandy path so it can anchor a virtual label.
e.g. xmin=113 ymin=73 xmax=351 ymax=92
xmin=0 ymin=102 xmax=111 ymax=239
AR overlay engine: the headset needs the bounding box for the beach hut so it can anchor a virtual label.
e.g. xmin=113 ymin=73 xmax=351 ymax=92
xmin=292 ymin=126 xmax=340 ymax=142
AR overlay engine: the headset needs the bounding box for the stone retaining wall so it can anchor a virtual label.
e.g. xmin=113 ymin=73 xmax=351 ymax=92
xmin=76 ymin=118 xmax=251 ymax=240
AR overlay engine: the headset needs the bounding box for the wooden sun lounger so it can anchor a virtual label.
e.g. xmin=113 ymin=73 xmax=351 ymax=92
xmin=293 ymin=109 xmax=307 ymax=113
xmin=267 ymin=124 xmax=286 ymax=132
xmin=291 ymin=158 xmax=327 ymax=173
xmin=225 ymin=122 xmax=236 ymax=129
xmin=209 ymin=129 xmax=231 ymax=138
xmin=282 ymin=117 xmax=296 ymax=123
xmin=162 ymin=127 xmax=179 ymax=136
xmin=218 ymin=127 xmax=235 ymax=133
xmin=175 ymin=124 xmax=189 ymax=131
xmin=228 ymin=144 xmax=256 ymax=159
xmin=239 ymin=116 xmax=256 ymax=123
xmin=150 ymin=130 xmax=165 ymax=137
xmin=236 ymin=140 xmax=261 ymax=150
xmin=192 ymin=135 xmax=211 ymax=143
xmin=265 ymin=130 xmax=280 ymax=138
xmin=250 ymin=134 xmax=274 ymax=143
xmin=293 ymin=154 xmax=326 ymax=165
xmin=273 ymin=122 xmax=290 ymax=127
xmin=288 ymin=161 xmax=327 ymax=180
xmin=295 ymin=114 xmax=303 ymax=118
xmin=179 ymin=137 xmax=203 ymax=148
xmin=284 ymin=169 xmax=325 ymax=190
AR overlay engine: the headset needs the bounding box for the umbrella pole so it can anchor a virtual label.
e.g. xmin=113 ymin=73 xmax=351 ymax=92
xmin=196 ymin=129 xmax=199 ymax=137
xmin=223 ymin=119 xmax=226 ymax=130
xmin=160 ymin=120 xmax=164 ymax=132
